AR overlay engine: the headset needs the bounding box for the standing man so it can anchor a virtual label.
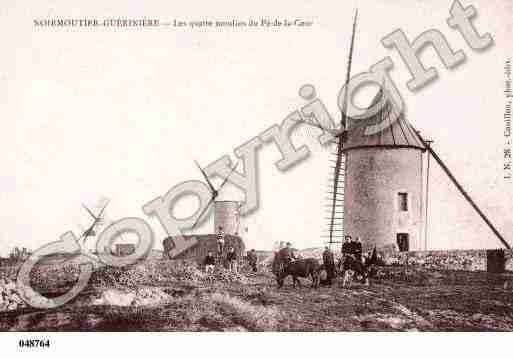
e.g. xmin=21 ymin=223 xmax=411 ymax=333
xmin=226 ymin=246 xmax=238 ymax=273
xmin=204 ymin=251 xmax=216 ymax=282
xmin=276 ymin=242 xmax=295 ymax=273
xmin=354 ymin=237 xmax=363 ymax=263
xmin=216 ymin=226 xmax=225 ymax=256
xmin=348 ymin=236 xmax=358 ymax=259
xmin=278 ymin=242 xmax=295 ymax=265
xmin=341 ymin=235 xmax=352 ymax=258
xmin=247 ymin=249 xmax=258 ymax=272
xmin=322 ymin=246 xmax=335 ymax=286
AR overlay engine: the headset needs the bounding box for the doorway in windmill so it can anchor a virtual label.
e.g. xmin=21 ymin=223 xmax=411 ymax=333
xmin=396 ymin=233 xmax=409 ymax=252
xmin=397 ymin=192 xmax=408 ymax=211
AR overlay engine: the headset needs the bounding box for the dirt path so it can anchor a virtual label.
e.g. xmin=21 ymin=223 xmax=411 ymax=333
xmin=221 ymin=271 xmax=513 ymax=331
xmin=2 ymin=268 xmax=513 ymax=331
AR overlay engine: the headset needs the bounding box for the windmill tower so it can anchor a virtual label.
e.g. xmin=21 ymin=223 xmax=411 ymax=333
xmin=324 ymin=10 xmax=427 ymax=253
xmin=342 ymin=91 xmax=426 ymax=253
xmin=324 ymin=11 xmax=509 ymax=254
xmin=214 ymin=200 xmax=241 ymax=236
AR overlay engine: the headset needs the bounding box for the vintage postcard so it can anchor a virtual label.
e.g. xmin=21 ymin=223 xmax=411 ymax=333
xmin=1 ymin=0 xmax=513 ymax=351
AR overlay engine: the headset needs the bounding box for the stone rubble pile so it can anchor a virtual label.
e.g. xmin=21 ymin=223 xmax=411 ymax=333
xmin=384 ymin=251 xmax=485 ymax=271
xmin=89 ymin=260 xmax=246 ymax=288
xmin=30 ymin=264 xmax=81 ymax=291
xmin=89 ymin=259 xmax=253 ymax=288
xmin=92 ymin=287 xmax=172 ymax=307
xmin=0 ymin=278 xmax=26 ymax=312
xmin=209 ymin=267 xmax=250 ymax=284
xmin=167 ymin=261 xmax=207 ymax=282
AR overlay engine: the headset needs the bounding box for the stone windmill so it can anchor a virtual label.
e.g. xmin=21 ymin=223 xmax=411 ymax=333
xmin=322 ymin=11 xmax=510 ymax=254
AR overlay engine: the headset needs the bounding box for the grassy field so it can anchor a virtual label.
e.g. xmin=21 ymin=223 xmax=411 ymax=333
xmin=1 ymin=259 xmax=513 ymax=331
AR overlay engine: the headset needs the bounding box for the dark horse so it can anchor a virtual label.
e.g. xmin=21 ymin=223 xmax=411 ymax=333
xmin=273 ymin=257 xmax=322 ymax=289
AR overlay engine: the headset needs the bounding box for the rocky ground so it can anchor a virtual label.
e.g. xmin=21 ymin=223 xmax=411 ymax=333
xmin=1 ymin=260 xmax=513 ymax=331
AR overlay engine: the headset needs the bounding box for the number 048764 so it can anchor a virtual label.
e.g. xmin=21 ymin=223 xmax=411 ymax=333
xmin=18 ymin=339 xmax=50 ymax=348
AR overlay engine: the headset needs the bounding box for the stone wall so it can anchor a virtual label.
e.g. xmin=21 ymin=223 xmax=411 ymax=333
xmin=381 ymin=249 xmax=513 ymax=272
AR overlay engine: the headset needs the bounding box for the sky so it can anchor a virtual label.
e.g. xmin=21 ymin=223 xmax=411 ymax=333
xmin=1 ymin=0 xmax=512 ymax=256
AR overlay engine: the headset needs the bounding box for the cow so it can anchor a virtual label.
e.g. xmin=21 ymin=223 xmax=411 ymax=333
xmin=274 ymin=257 xmax=322 ymax=289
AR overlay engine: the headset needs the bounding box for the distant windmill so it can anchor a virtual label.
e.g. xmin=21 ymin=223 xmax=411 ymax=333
xmin=80 ymin=199 xmax=109 ymax=243
xmin=191 ymin=159 xmax=240 ymax=229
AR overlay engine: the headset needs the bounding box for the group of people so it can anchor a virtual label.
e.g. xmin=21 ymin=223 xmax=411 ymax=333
xmin=322 ymin=235 xmax=372 ymax=286
xmin=203 ymin=226 xmax=239 ymax=276
xmin=341 ymin=235 xmax=363 ymax=262
xmin=203 ymin=226 xmax=260 ymax=277
xmin=203 ymin=229 xmax=373 ymax=283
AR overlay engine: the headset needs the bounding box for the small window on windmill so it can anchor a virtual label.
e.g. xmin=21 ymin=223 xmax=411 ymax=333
xmin=396 ymin=233 xmax=409 ymax=252
xmin=398 ymin=192 xmax=408 ymax=212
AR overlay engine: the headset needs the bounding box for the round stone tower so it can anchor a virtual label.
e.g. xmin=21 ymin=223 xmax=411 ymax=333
xmin=214 ymin=200 xmax=241 ymax=236
xmin=342 ymin=91 xmax=426 ymax=253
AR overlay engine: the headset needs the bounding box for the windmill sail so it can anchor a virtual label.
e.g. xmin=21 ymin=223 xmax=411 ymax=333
xmin=324 ymin=10 xmax=358 ymax=248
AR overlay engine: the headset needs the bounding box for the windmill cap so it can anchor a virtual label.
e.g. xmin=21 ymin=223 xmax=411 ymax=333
xmin=342 ymin=88 xmax=425 ymax=152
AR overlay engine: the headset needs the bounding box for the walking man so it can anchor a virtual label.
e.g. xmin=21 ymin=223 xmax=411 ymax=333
xmin=279 ymin=242 xmax=295 ymax=265
xmin=276 ymin=242 xmax=295 ymax=273
xmin=341 ymin=235 xmax=352 ymax=258
xmin=227 ymin=246 xmax=238 ymax=273
xmin=322 ymin=246 xmax=335 ymax=286
xmin=216 ymin=226 xmax=225 ymax=255
xmin=354 ymin=237 xmax=363 ymax=263
xmin=247 ymin=249 xmax=258 ymax=272
xmin=204 ymin=251 xmax=216 ymax=282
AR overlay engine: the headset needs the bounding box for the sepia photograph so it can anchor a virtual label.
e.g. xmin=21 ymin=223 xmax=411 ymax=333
xmin=1 ymin=0 xmax=513 ymax=356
